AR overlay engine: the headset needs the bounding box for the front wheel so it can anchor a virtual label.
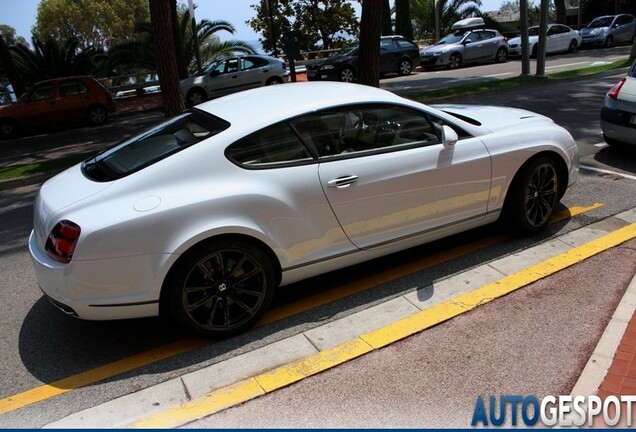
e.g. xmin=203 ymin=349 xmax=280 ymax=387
xmin=398 ymin=59 xmax=412 ymax=76
xmin=448 ymin=53 xmax=462 ymax=69
xmin=186 ymin=88 xmax=207 ymax=107
xmin=340 ymin=67 xmax=355 ymax=83
xmin=266 ymin=76 xmax=283 ymax=85
xmin=167 ymin=239 xmax=276 ymax=338
xmin=506 ymin=157 xmax=560 ymax=235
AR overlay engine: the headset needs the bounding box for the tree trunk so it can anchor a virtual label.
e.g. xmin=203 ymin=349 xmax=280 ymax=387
xmin=555 ymin=0 xmax=566 ymax=24
xmin=171 ymin=0 xmax=188 ymax=79
xmin=359 ymin=0 xmax=382 ymax=87
xmin=382 ymin=0 xmax=392 ymax=35
xmin=395 ymin=0 xmax=413 ymax=40
xmin=149 ymin=0 xmax=185 ymax=117
xmin=0 ymin=35 xmax=26 ymax=98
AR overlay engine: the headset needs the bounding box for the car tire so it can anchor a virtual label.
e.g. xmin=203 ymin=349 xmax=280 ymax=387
xmin=605 ymin=35 xmax=614 ymax=48
xmin=0 ymin=119 xmax=19 ymax=139
xmin=340 ymin=67 xmax=355 ymax=83
xmin=186 ymin=88 xmax=207 ymax=108
xmin=87 ymin=105 xmax=108 ymax=125
xmin=166 ymin=238 xmax=276 ymax=338
xmin=495 ymin=47 xmax=508 ymax=63
xmin=568 ymin=39 xmax=578 ymax=53
xmin=448 ymin=53 xmax=462 ymax=69
xmin=266 ymin=76 xmax=283 ymax=85
xmin=398 ymin=59 xmax=412 ymax=76
xmin=505 ymin=156 xmax=560 ymax=235
xmin=530 ymin=45 xmax=538 ymax=59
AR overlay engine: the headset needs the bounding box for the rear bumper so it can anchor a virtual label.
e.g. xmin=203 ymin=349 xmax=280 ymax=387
xmin=601 ymin=105 xmax=636 ymax=145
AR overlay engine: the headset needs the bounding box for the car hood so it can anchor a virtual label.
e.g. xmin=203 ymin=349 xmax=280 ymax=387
xmin=433 ymin=104 xmax=554 ymax=133
xmin=581 ymin=27 xmax=606 ymax=35
xmin=420 ymin=43 xmax=457 ymax=54
xmin=180 ymin=75 xmax=207 ymax=87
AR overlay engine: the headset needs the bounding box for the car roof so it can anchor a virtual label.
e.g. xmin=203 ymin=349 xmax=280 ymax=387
xmin=196 ymin=82 xmax=409 ymax=128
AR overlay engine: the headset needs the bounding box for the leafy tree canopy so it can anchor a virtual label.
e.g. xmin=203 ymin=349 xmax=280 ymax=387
xmin=248 ymin=0 xmax=359 ymax=56
xmin=35 ymin=0 xmax=150 ymax=50
xmin=0 ymin=25 xmax=29 ymax=47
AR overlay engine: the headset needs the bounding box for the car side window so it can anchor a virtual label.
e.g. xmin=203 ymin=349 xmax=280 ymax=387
xmin=227 ymin=122 xmax=313 ymax=167
xmin=380 ymin=39 xmax=394 ymax=50
xmin=290 ymin=104 xmax=450 ymax=159
xmin=226 ymin=58 xmax=239 ymax=73
xmin=59 ymin=80 xmax=88 ymax=97
xmin=28 ymin=83 xmax=56 ymax=102
xmin=243 ymin=57 xmax=268 ymax=70
xmin=464 ymin=32 xmax=480 ymax=43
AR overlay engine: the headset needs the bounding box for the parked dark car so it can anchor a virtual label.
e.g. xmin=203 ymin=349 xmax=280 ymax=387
xmin=581 ymin=14 xmax=635 ymax=47
xmin=0 ymin=76 xmax=116 ymax=139
xmin=306 ymin=35 xmax=420 ymax=82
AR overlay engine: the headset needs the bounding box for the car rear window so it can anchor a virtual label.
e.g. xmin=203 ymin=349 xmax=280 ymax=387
xmin=82 ymin=110 xmax=229 ymax=181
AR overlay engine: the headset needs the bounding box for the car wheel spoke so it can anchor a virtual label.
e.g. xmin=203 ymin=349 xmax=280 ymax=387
xmin=525 ymin=164 xmax=557 ymax=227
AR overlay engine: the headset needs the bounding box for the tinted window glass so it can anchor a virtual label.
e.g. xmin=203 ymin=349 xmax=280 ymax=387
xmin=29 ymin=83 xmax=56 ymax=101
xmin=82 ymin=110 xmax=229 ymax=181
xmin=59 ymin=79 xmax=88 ymax=97
xmin=227 ymin=122 xmax=312 ymax=167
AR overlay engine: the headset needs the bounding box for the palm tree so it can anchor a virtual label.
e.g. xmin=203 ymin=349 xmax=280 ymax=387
xmin=10 ymin=34 xmax=100 ymax=85
xmin=108 ymin=11 xmax=256 ymax=78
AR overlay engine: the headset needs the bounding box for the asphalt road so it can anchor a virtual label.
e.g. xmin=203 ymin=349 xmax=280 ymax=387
xmin=0 ymin=48 xmax=635 ymax=427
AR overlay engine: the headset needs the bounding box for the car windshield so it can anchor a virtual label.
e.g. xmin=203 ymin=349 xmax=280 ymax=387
xmin=202 ymin=60 xmax=223 ymax=74
xmin=333 ymin=45 xmax=358 ymax=56
xmin=435 ymin=32 xmax=466 ymax=45
xmin=82 ymin=110 xmax=230 ymax=181
xmin=587 ymin=17 xmax=614 ymax=28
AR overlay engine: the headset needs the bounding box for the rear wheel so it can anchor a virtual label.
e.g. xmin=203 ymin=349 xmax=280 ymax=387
xmin=0 ymin=119 xmax=19 ymax=139
xmin=495 ymin=47 xmax=508 ymax=63
xmin=186 ymin=88 xmax=207 ymax=107
xmin=506 ymin=157 xmax=560 ymax=235
xmin=568 ymin=39 xmax=578 ymax=53
xmin=87 ymin=105 xmax=108 ymax=125
xmin=448 ymin=53 xmax=462 ymax=69
xmin=167 ymin=239 xmax=276 ymax=338
xmin=266 ymin=76 xmax=283 ymax=85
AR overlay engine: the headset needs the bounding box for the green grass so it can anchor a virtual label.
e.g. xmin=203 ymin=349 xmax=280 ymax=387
xmin=0 ymin=152 xmax=93 ymax=181
xmin=408 ymin=58 xmax=632 ymax=102
xmin=0 ymin=57 xmax=632 ymax=183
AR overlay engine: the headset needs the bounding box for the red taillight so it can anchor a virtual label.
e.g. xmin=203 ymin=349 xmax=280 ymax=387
xmin=607 ymin=78 xmax=626 ymax=100
xmin=45 ymin=220 xmax=81 ymax=263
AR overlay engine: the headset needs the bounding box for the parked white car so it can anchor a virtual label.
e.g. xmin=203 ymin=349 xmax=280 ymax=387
xmin=180 ymin=54 xmax=288 ymax=107
xmin=601 ymin=58 xmax=636 ymax=146
xmin=508 ymin=24 xmax=581 ymax=57
xmin=29 ymin=82 xmax=578 ymax=338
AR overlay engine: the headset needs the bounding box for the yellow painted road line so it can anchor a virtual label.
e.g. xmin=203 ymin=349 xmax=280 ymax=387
xmin=0 ymin=204 xmax=603 ymax=416
xmin=135 ymin=221 xmax=636 ymax=428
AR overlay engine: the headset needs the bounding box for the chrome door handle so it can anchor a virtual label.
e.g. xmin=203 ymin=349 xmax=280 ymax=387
xmin=328 ymin=175 xmax=359 ymax=188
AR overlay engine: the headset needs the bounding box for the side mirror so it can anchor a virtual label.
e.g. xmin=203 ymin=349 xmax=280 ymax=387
xmin=442 ymin=125 xmax=458 ymax=149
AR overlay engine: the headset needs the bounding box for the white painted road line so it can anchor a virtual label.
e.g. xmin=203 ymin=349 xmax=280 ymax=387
xmin=580 ymin=164 xmax=636 ymax=181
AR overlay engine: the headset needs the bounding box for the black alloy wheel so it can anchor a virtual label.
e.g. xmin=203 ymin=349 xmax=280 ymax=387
xmin=168 ymin=239 xmax=276 ymax=337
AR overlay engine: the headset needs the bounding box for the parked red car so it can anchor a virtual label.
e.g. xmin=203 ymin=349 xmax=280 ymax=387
xmin=0 ymin=76 xmax=116 ymax=139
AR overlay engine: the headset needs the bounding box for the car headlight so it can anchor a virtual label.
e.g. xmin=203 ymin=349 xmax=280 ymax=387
xmin=320 ymin=64 xmax=335 ymax=70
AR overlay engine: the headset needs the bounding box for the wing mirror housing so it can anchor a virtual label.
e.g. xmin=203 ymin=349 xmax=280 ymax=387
xmin=442 ymin=125 xmax=458 ymax=149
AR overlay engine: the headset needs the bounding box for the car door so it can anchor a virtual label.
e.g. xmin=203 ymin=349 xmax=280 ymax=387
xmin=239 ymin=56 xmax=270 ymax=89
xmin=294 ymin=104 xmax=492 ymax=249
xmin=477 ymin=31 xmax=500 ymax=60
xmin=547 ymin=25 xmax=568 ymax=53
xmin=461 ymin=31 xmax=484 ymax=62
xmin=56 ymin=78 xmax=91 ymax=121
xmin=16 ymin=81 xmax=60 ymax=127
xmin=206 ymin=58 xmax=243 ymax=98
xmin=379 ymin=38 xmax=399 ymax=74
xmin=614 ymin=15 xmax=634 ymax=44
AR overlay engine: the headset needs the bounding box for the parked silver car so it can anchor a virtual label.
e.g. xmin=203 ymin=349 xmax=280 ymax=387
xmin=581 ymin=14 xmax=635 ymax=47
xmin=180 ymin=54 xmax=289 ymax=107
xmin=419 ymin=18 xmax=509 ymax=70
xmin=601 ymin=59 xmax=636 ymax=147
